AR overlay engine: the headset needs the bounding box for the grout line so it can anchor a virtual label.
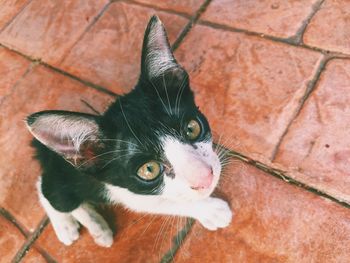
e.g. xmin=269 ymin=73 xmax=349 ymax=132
xmin=12 ymin=216 xmax=49 ymax=263
xmin=270 ymin=55 xmax=329 ymax=160
xmin=42 ymin=61 xmax=118 ymax=97
xmin=0 ymin=43 xmax=118 ymax=97
xmin=290 ymin=0 xmax=326 ymax=45
xmin=160 ymin=218 xmax=194 ymax=263
xmin=228 ymin=150 xmax=350 ymax=210
xmin=0 ymin=207 xmax=29 ymax=237
xmin=0 ymin=0 xmax=33 ymax=34
xmin=58 ymin=1 xmax=113 ymax=65
xmin=32 ymin=245 xmax=58 ymax=263
xmin=171 ymin=0 xmax=212 ymax=51
xmin=196 ymin=19 xmax=350 ymax=58
xmin=120 ymin=0 xmax=192 ymax=19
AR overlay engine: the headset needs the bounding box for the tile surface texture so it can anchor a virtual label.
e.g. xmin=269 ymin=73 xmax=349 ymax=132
xmin=133 ymin=0 xmax=203 ymax=15
xmin=60 ymin=2 xmax=188 ymax=93
xmin=36 ymin=206 xmax=185 ymax=263
xmin=175 ymin=24 xmax=323 ymax=158
xmin=0 ymin=0 xmax=109 ymax=64
xmin=304 ymin=0 xmax=350 ymax=54
xmin=201 ymin=0 xmax=320 ymax=38
xmin=175 ymin=163 xmax=350 ymax=262
xmin=275 ymin=59 xmax=350 ymax=202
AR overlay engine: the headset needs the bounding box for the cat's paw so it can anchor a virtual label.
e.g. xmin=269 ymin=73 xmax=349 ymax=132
xmin=92 ymin=227 xmax=113 ymax=247
xmin=51 ymin=216 xmax=80 ymax=246
xmin=195 ymin=197 xmax=233 ymax=231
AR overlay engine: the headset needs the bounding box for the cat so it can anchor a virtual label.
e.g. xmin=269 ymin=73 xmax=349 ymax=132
xmin=26 ymin=15 xmax=232 ymax=247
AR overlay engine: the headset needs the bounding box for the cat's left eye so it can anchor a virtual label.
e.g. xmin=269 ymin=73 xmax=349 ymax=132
xmin=137 ymin=161 xmax=162 ymax=181
xmin=185 ymin=119 xmax=201 ymax=141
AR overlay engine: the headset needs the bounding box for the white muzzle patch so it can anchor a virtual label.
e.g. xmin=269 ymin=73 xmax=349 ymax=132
xmin=161 ymin=136 xmax=221 ymax=200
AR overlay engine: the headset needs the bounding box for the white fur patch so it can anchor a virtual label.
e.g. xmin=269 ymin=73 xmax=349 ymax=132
xmin=71 ymin=203 xmax=113 ymax=247
xmin=161 ymin=136 xmax=221 ymax=200
xmin=105 ymin=183 xmax=232 ymax=230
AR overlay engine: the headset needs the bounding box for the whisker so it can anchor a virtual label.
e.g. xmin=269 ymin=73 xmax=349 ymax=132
xmin=119 ymin=99 xmax=145 ymax=148
xmin=149 ymin=79 xmax=170 ymax=115
xmin=162 ymin=73 xmax=173 ymax=115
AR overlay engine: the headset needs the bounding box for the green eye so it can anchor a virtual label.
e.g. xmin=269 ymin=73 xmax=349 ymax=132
xmin=185 ymin=119 xmax=201 ymax=140
xmin=137 ymin=161 xmax=162 ymax=180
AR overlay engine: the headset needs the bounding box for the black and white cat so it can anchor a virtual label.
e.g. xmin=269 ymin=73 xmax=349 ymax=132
xmin=26 ymin=16 xmax=232 ymax=247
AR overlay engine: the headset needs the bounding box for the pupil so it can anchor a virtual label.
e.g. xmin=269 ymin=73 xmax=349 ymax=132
xmin=147 ymin=165 xmax=153 ymax=173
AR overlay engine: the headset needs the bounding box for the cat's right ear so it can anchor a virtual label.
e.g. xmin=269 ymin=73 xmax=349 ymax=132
xmin=26 ymin=111 xmax=105 ymax=168
xmin=140 ymin=15 xmax=185 ymax=81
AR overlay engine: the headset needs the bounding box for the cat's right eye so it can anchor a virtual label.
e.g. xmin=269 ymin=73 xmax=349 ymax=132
xmin=137 ymin=161 xmax=162 ymax=181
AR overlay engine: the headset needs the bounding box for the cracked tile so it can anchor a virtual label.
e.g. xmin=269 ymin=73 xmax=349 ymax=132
xmin=274 ymin=59 xmax=350 ymax=202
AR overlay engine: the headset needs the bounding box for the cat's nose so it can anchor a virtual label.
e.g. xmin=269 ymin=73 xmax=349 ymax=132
xmin=191 ymin=168 xmax=213 ymax=190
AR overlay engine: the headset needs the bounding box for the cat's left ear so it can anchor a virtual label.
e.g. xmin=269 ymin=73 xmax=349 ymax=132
xmin=140 ymin=15 xmax=188 ymax=83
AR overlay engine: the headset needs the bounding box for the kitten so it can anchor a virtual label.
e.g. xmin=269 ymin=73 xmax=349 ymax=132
xmin=26 ymin=16 xmax=232 ymax=247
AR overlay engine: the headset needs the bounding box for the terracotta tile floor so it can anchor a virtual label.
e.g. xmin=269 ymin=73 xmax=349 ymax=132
xmin=1 ymin=0 xmax=350 ymax=262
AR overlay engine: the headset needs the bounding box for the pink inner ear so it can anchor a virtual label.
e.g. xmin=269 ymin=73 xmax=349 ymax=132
xmin=34 ymin=130 xmax=78 ymax=156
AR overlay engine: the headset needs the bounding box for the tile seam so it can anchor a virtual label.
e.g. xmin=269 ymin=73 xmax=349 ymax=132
xmin=196 ymin=19 xmax=350 ymax=57
xmin=12 ymin=217 xmax=49 ymax=263
xmin=270 ymin=55 xmax=329 ymax=160
xmin=228 ymin=150 xmax=350 ymax=210
xmin=0 ymin=207 xmax=29 ymax=237
xmin=288 ymin=0 xmax=326 ymax=44
xmin=57 ymin=1 xmax=113 ymax=65
xmin=0 ymin=0 xmax=33 ymax=34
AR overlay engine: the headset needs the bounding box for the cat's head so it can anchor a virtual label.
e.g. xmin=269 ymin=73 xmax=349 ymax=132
xmin=26 ymin=16 xmax=222 ymax=201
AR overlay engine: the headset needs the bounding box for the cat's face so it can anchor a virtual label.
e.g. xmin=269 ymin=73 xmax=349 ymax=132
xmin=26 ymin=16 xmax=222 ymax=202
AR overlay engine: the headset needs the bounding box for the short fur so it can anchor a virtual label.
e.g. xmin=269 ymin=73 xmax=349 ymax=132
xmin=26 ymin=16 xmax=232 ymax=247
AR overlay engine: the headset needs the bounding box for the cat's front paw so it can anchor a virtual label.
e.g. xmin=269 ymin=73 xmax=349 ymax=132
xmin=195 ymin=197 xmax=233 ymax=231
xmin=92 ymin=227 xmax=113 ymax=247
xmin=51 ymin=216 xmax=80 ymax=246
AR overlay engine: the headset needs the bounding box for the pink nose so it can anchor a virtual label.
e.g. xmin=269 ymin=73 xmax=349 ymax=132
xmin=191 ymin=169 xmax=214 ymax=190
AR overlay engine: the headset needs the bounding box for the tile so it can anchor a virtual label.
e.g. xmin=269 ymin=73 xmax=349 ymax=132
xmin=274 ymin=59 xmax=350 ymax=202
xmin=133 ymin=0 xmax=204 ymax=15
xmin=304 ymin=0 xmax=350 ymax=54
xmin=0 ymin=215 xmax=26 ymax=263
xmin=0 ymin=0 xmax=30 ymax=31
xmin=0 ymin=65 xmax=114 ymax=232
xmin=36 ymin=206 xmax=185 ymax=263
xmin=0 ymin=47 xmax=31 ymax=99
xmin=21 ymin=248 xmax=47 ymax=263
xmin=0 ymin=0 xmax=109 ymax=65
xmin=175 ymin=163 xmax=350 ymax=262
xmin=175 ymin=24 xmax=323 ymax=158
xmin=60 ymin=2 xmax=188 ymax=94
xmin=201 ymin=0 xmax=320 ymax=39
